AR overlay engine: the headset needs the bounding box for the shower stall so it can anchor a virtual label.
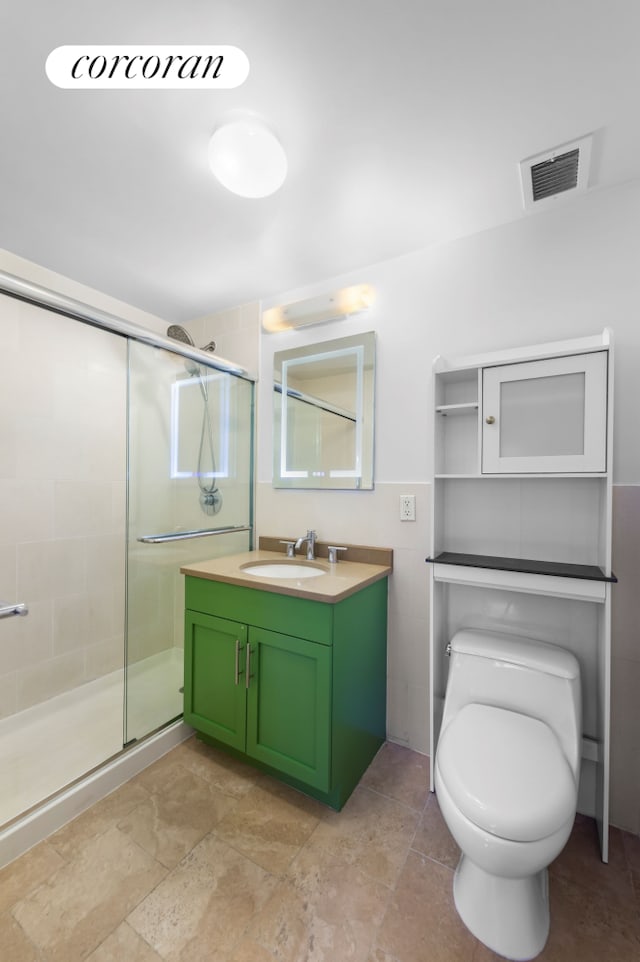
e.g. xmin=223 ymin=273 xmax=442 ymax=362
xmin=0 ymin=274 xmax=254 ymax=865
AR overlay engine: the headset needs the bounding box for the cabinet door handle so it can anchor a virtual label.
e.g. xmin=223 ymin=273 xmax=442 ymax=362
xmin=245 ymin=643 xmax=251 ymax=689
xmin=485 ymin=415 xmax=496 ymax=425
xmin=234 ymin=639 xmax=241 ymax=686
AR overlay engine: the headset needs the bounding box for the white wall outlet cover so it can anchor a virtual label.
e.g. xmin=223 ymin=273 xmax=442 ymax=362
xmin=400 ymin=494 xmax=416 ymax=521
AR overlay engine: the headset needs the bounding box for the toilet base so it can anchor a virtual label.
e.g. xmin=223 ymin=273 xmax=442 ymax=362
xmin=453 ymin=854 xmax=549 ymax=961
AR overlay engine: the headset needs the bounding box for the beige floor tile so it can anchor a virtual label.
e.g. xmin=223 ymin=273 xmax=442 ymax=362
xmin=117 ymin=766 xmax=236 ymax=868
xmin=226 ymin=939 xmax=278 ymax=962
xmin=367 ymin=949 xmax=401 ymax=962
xmin=360 ymin=742 xmax=430 ymax=811
xmin=538 ymin=874 xmax=640 ymax=961
xmin=470 ymin=869 xmax=640 ymax=962
xmin=11 ymin=826 xmax=167 ymax=962
xmin=86 ymin=920 xmax=163 ymax=961
xmin=550 ymin=814 xmax=637 ymax=916
xmin=213 ymin=775 xmax=325 ymax=874
xmin=251 ymin=876 xmax=382 ymax=962
xmin=307 ymin=786 xmax=420 ymax=889
xmin=49 ymin=779 xmax=151 ymax=859
xmin=130 ymin=748 xmax=202 ymax=795
xmin=0 ymin=912 xmax=42 ymax=962
xmin=246 ymin=840 xmax=392 ymax=962
xmin=411 ymin=793 xmax=459 ymax=869
xmin=127 ymin=833 xmax=277 ymax=962
xmin=377 ymin=851 xmax=476 ymax=962
xmin=173 ymin=736 xmax=259 ymax=798
xmin=285 ymin=842 xmax=392 ymax=927
xmin=0 ymin=840 xmax=65 ymax=915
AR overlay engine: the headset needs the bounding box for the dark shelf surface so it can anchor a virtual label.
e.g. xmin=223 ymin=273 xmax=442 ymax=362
xmin=426 ymin=551 xmax=617 ymax=584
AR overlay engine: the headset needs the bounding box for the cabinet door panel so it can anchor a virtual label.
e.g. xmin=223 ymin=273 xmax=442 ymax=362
xmin=246 ymin=628 xmax=331 ymax=791
xmin=184 ymin=612 xmax=247 ymax=750
xmin=482 ymin=352 xmax=607 ymax=473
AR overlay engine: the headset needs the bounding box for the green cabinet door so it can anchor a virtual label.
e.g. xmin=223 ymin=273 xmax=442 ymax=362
xmin=184 ymin=611 xmax=247 ymax=750
xmin=245 ymin=627 xmax=331 ymax=792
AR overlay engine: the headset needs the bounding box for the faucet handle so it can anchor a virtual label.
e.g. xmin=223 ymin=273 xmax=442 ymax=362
xmin=327 ymin=545 xmax=347 ymax=564
xmin=279 ymin=540 xmax=296 ymax=558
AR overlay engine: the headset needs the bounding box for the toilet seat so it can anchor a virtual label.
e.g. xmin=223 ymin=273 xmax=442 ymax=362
xmin=437 ymin=703 xmax=577 ymax=842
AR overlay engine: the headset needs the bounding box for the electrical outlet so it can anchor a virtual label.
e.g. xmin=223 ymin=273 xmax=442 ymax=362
xmin=400 ymin=494 xmax=416 ymax=521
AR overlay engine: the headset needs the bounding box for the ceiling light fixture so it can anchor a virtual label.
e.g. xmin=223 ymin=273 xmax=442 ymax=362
xmin=208 ymin=117 xmax=287 ymax=198
xmin=262 ymin=284 xmax=375 ymax=333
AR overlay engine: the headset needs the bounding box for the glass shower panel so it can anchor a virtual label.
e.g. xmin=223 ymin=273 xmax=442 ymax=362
xmin=0 ymin=298 xmax=127 ymax=827
xmin=126 ymin=341 xmax=253 ymax=743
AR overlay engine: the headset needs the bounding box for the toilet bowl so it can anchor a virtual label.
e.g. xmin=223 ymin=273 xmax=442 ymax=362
xmin=434 ymin=629 xmax=581 ymax=961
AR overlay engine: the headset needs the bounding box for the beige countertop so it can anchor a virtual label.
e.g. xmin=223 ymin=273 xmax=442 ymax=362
xmin=180 ymin=549 xmax=392 ymax=603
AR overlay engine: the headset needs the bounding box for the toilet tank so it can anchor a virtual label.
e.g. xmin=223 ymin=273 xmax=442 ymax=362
xmin=441 ymin=628 xmax=582 ymax=780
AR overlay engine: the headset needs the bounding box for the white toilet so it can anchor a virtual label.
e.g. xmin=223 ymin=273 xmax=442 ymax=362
xmin=434 ymin=628 xmax=581 ymax=961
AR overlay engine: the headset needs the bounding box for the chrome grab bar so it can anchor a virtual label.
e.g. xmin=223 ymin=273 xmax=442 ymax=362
xmin=0 ymin=601 xmax=28 ymax=619
xmin=137 ymin=524 xmax=251 ymax=544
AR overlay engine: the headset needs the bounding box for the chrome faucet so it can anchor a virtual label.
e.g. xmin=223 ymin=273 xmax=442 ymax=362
xmin=295 ymin=529 xmax=317 ymax=561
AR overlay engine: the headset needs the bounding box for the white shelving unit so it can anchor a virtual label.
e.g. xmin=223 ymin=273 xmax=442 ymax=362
xmin=428 ymin=330 xmax=614 ymax=862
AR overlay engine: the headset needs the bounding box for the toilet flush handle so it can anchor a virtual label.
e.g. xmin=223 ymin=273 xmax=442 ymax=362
xmin=445 ymin=642 xmax=452 ymax=656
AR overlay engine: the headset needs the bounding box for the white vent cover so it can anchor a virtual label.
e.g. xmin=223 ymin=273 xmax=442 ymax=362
xmin=519 ymin=134 xmax=593 ymax=211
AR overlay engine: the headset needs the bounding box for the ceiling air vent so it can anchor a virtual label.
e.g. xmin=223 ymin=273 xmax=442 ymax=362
xmin=519 ymin=134 xmax=593 ymax=211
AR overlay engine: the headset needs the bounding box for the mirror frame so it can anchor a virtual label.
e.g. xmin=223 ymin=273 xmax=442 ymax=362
xmin=273 ymin=331 xmax=375 ymax=490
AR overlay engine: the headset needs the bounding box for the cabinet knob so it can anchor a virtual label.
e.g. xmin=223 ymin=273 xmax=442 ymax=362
xmin=485 ymin=415 xmax=496 ymax=425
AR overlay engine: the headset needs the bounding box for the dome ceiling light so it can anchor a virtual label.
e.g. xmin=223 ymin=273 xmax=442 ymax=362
xmin=208 ymin=118 xmax=287 ymax=198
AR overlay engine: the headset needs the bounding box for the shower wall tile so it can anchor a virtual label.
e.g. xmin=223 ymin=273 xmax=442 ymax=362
xmin=0 ymin=671 xmax=17 ymax=720
xmin=0 ymin=480 xmax=55 ymax=545
xmin=51 ymin=539 xmax=87 ymax=597
xmin=16 ymin=542 xmax=57 ymax=603
xmin=54 ymin=482 xmax=116 ymax=539
xmin=0 ymin=425 xmax=15 ymax=479
xmin=85 ymin=535 xmax=125 ymax=587
xmin=53 ymin=595 xmax=89 ymax=655
xmin=1 ymin=600 xmax=53 ymax=675
xmin=186 ymin=302 xmax=260 ymax=378
xmin=0 ymin=544 xmax=17 ymax=602
xmin=85 ymin=634 xmax=125 ymax=682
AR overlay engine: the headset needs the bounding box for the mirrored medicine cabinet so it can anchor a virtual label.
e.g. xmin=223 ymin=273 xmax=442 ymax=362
xmin=273 ymin=331 xmax=375 ymax=489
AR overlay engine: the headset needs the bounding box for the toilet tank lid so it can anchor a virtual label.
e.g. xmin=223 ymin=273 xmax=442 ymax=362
xmin=450 ymin=629 xmax=580 ymax=680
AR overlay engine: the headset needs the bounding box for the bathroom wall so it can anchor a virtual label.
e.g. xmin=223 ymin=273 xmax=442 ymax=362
xmin=253 ymin=178 xmax=640 ymax=834
xmin=186 ymin=302 xmax=260 ymax=379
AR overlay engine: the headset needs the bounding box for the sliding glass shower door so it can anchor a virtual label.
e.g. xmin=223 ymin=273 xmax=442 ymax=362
xmin=1 ymin=291 xmax=253 ymax=831
xmin=125 ymin=341 xmax=253 ymax=744
xmin=0 ymin=298 xmax=128 ymax=826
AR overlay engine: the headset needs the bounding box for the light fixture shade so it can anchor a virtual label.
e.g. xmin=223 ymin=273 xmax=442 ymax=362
xmin=262 ymin=284 xmax=375 ymax=333
xmin=208 ymin=118 xmax=287 ymax=198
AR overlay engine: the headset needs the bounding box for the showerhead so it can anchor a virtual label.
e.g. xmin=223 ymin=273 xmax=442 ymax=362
xmin=166 ymin=324 xmax=195 ymax=347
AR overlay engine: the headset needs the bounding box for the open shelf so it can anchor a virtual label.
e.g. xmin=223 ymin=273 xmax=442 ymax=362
xmin=426 ymin=551 xmax=617 ymax=583
xmin=435 ymin=402 xmax=479 ymax=416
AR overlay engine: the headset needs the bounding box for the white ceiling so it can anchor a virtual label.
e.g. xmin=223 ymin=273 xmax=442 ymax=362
xmin=2 ymin=1 xmax=640 ymax=323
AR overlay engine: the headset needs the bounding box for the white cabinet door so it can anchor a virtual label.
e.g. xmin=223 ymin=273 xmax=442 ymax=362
xmin=482 ymin=352 xmax=608 ymax=473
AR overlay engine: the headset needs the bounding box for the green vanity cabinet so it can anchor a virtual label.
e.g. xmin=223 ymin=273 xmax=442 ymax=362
xmin=183 ymin=574 xmax=388 ymax=810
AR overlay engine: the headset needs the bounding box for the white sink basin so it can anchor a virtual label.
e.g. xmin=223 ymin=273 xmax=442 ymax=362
xmin=241 ymin=562 xmax=326 ymax=579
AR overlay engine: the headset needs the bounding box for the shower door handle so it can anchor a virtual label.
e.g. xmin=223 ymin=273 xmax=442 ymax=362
xmin=0 ymin=601 xmax=28 ymax=618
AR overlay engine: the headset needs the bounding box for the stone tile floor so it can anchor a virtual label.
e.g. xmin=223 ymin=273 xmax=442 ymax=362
xmin=1 ymin=738 xmax=639 ymax=961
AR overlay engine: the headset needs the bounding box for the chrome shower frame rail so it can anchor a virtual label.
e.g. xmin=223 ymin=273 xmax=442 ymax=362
xmin=138 ymin=524 xmax=252 ymax=544
xmin=0 ymin=270 xmax=255 ymax=382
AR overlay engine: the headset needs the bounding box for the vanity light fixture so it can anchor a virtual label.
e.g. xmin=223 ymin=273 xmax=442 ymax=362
xmin=208 ymin=117 xmax=287 ymax=198
xmin=262 ymin=284 xmax=375 ymax=333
